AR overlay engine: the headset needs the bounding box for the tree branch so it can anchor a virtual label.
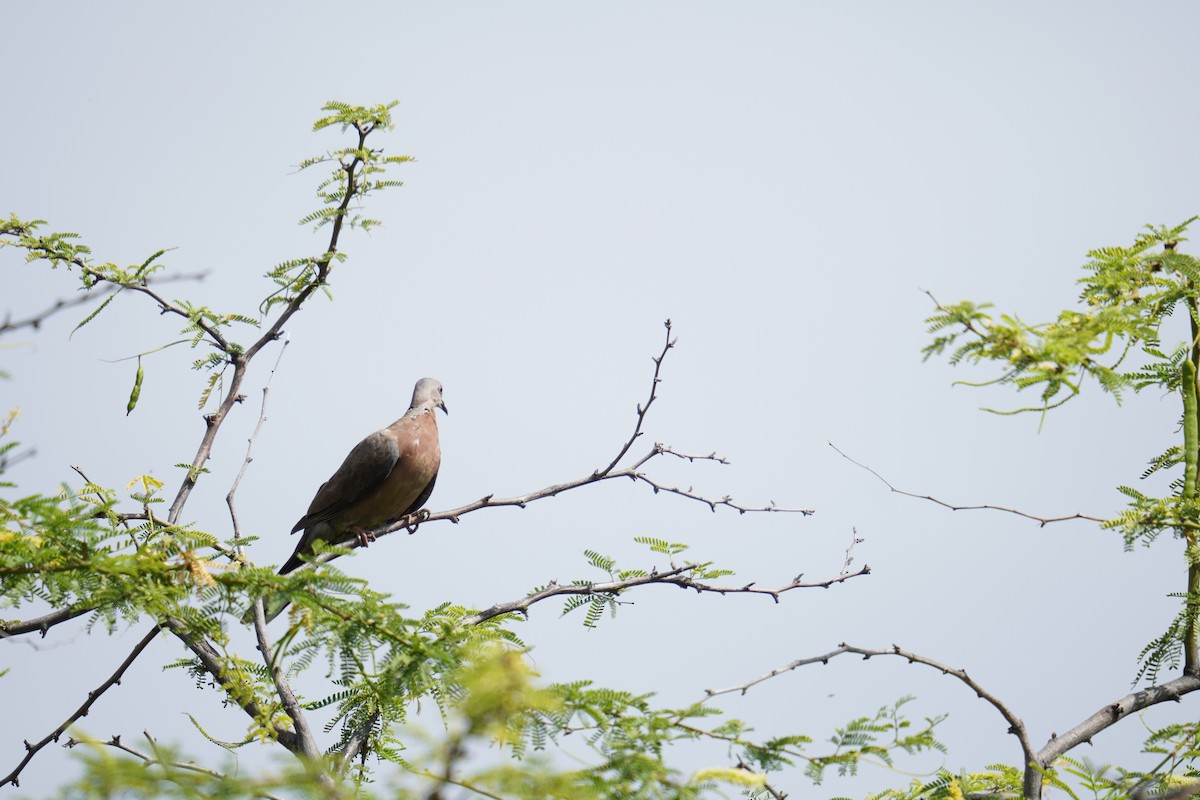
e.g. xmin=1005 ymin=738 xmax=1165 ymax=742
xmin=829 ymin=442 xmax=1105 ymax=527
xmin=704 ymin=643 xmax=1035 ymax=770
xmin=288 ymin=325 xmax=812 ymax=573
xmin=0 ymin=271 xmax=208 ymax=339
xmin=462 ymin=559 xmax=867 ymax=627
xmin=160 ymin=618 xmax=299 ymax=753
xmin=249 ymin=601 xmax=321 ymax=760
xmin=1034 ymin=674 xmax=1200 ymax=776
xmin=227 ymin=334 xmax=291 ymax=558
xmin=0 ymin=607 xmax=93 ymax=638
xmin=0 ymin=624 xmax=160 ymax=788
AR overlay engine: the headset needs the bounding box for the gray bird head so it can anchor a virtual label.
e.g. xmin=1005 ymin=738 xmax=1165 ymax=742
xmin=411 ymin=377 xmax=448 ymax=414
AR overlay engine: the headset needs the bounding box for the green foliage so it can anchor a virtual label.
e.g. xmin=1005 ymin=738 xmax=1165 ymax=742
xmin=923 ymin=217 xmax=1200 ymax=417
xmin=926 ymin=218 xmax=1200 ymax=691
xmin=16 ymin=99 xmax=1200 ymax=800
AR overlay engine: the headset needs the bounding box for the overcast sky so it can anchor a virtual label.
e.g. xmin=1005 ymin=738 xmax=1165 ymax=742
xmin=4 ymin=2 xmax=1200 ymax=796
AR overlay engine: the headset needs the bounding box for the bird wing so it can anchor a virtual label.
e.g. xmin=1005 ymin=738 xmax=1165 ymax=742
xmin=290 ymin=427 xmax=401 ymax=534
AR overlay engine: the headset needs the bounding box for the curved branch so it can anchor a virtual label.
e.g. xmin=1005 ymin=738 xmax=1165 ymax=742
xmin=829 ymin=442 xmax=1105 ymax=527
xmin=704 ymin=643 xmax=1035 ymax=770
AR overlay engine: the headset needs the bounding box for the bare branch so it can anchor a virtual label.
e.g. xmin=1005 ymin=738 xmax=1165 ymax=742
xmin=227 ymin=334 xmax=291 ymax=557
xmin=285 ymin=332 xmax=811 ymax=574
xmin=1036 ymin=674 xmax=1200 ymax=767
xmin=462 ymin=561 xmax=868 ymax=627
xmin=0 ymin=624 xmax=160 ymax=788
xmin=704 ymin=643 xmax=1034 ymax=765
xmin=829 ymin=442 xmax=1105 ymax=527
xmin=598 ymin=318 xmax=675 ymax=475
xmin=718 ymin=641 xmax=1200 ymax=800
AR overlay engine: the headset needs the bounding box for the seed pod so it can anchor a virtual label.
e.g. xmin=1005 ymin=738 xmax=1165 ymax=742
xmin=126 ymin=357 xmax=144 ymax=416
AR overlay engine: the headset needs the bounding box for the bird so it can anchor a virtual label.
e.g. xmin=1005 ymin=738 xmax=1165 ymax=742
xmin=259 ymin=377 xmax=447 ymax=622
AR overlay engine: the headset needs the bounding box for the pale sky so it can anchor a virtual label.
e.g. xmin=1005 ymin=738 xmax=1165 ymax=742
xmin=4 ymin=2 xmax=1200 ymax=796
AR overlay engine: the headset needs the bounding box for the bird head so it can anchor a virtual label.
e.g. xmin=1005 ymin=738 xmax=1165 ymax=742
xmin=411 ymin=377 xmax=448 ymax=414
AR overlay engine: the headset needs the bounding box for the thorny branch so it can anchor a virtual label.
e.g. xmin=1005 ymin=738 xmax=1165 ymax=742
xmin=462 ymin=558 xmax=868 ymax=627
xmin=829 ymin=442 xmax=1105 ymax=527
xmin=297 ymin=320 xmax=813 ymax=571
xmin=0 ymin=624 xmax=160 ymax=788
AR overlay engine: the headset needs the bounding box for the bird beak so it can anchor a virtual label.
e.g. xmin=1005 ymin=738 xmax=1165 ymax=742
xmin=438 ymin=400 xmax=448 ymax=415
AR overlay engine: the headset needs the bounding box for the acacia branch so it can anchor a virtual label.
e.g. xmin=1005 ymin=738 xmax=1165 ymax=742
xmin=86 ymin=731 xmax=269 ymax=790
xmin=599 ymin=318 xmax=674 ymax=474
xmin=335 ymin=711 xmax=380 ymax=772
xmin=0 ymin=271 xmax=208 ymax=338
xmin=704 ymin=643 xmax=1035 ymax=767
xmin=829 ymin=442 xmax=1105 ymax=527
xmin=0 ymin=607 xmax=93 ymax=638
xmin=462 ymin=559 xmax=867 ymax=627
xmin=1035 ymin=674 xmax=1200 ymax=769
xmin=160 ymin=618 xmax=299 ymax=753
xmin=291 ymin=328 xmax=812 ymax=573
xmin=0 ymin=624 xmax=160 ymax=788
xmin=168 ymin=123 xmax=370 ymax=525
xmin=249 ymin=601 xmax=320 ymax=760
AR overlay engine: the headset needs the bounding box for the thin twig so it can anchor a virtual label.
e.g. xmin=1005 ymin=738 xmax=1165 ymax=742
xmin=0 ymin=271 xmax=207 ymax=337
xmin=227 ymin=334 xmax=291 ymax=557
xmin=598 ymin=318 xmax=674 ymax=475
xmin=829 ymin=442 xmax=1105 ymax=527
xmin=0 ymin=624 xmax=161 ymax=788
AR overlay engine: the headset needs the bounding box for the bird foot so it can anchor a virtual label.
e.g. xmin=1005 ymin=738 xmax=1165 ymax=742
xmin=402 ymin=509 xmax=431 ymax=534
xmin=351 ymin=526 xmax=377 ymax=547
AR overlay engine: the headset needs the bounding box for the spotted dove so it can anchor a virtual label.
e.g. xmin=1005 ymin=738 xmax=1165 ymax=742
xmin=262 ymin=378 xmax=446 ymax=621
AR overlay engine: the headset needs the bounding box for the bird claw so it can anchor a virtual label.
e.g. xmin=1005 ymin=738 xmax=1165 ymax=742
xmin=403 ymin=509 xmax=430 ymax=534
xmin=351 ymin=526 xmax=377 ymax=547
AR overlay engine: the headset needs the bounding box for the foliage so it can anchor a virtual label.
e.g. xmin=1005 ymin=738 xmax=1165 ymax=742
xmin=0 ymin=100 xmax=936 ymax=799
xmin=924 ymin=217 xmax=1200 ymax=794
xmin=8 ymin=96 xmax=1200 ymax=800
